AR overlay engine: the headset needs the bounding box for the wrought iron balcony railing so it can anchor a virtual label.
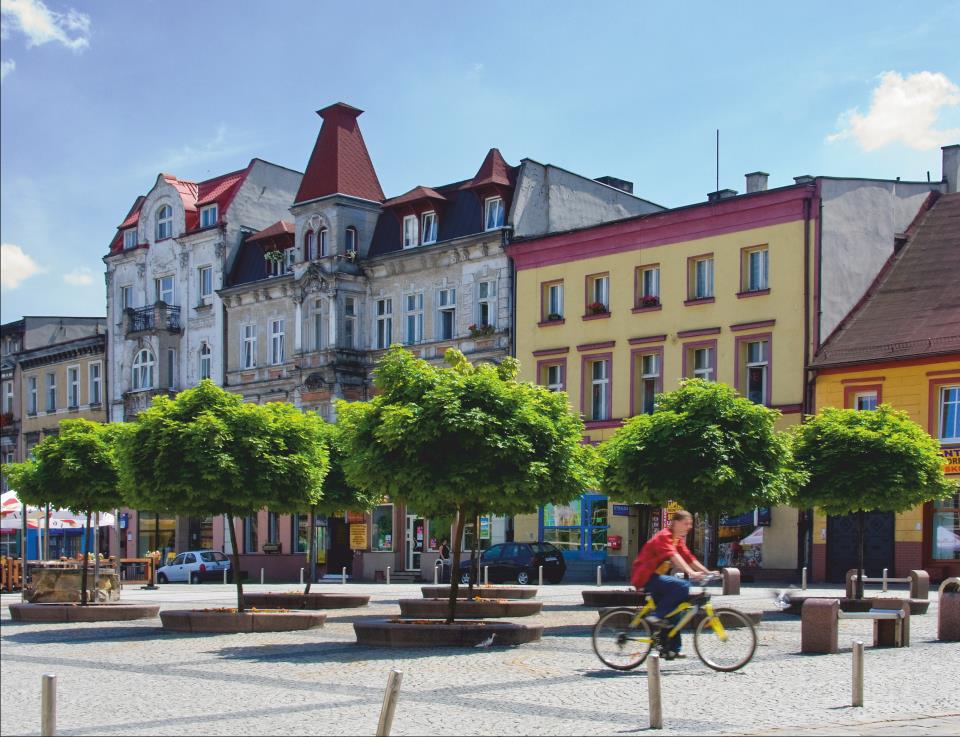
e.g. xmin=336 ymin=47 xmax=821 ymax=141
xmin=126 ymin=303 xmax=182 ymax=336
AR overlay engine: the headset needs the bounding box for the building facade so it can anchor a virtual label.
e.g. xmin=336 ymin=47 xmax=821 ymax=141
xmin=1 ymin=320 xmax=25 ymax=482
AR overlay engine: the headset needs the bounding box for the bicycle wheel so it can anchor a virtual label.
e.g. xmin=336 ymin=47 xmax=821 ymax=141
xmin=592 ymin=608 xmax=654 ymax=671
xmin=693 ymin=607 xmax=757 ymax=672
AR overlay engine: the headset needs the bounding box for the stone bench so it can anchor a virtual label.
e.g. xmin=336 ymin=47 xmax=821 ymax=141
xmin=801 ymin=597 xmax=910 ymax=654
xmin=938 ymin=577 xmax=960 ymax=642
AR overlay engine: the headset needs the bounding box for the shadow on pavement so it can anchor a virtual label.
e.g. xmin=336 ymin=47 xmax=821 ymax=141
xmin=2 ymin=624 xmax=207 ymax=645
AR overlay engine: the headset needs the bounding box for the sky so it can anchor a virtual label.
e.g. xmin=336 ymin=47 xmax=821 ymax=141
xmin=1 ymin=0 xmax=958 ymax=321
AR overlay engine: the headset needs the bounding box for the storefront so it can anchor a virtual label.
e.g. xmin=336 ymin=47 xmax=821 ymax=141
xmin=925 ymin=446 xmax=960 ymax=579
xmin=539 ymin=495 xmax=609 ymax=561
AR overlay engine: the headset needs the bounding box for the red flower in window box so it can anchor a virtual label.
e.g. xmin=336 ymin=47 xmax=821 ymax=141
xmin=640 ymin=295 xmax=659 ymax=308
xmin=587 ymin=302 xmax=609 ymax=315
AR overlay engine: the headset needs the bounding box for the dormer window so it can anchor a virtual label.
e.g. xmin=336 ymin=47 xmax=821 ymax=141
xmin=200 ymin=204 xmax=218 ymax=228
xmin=156 ymin=205 xmax=173 ymax=240
xmin=421 ymin=211 xmax=438 ymax=244
xmin=484 ymin=197 xmax=505 ymax=230
xmin=345 ymin=226 xmax=358 ymax=254
xmin=319 ymin=228 xmax=328 ymax=257
xmin=123 ymin=228 xmax=137 ymax=249
xmin=305 ymin=230 xmax=316 ymax=260
xmin=402 ymin=216 xmax=418 ymax=249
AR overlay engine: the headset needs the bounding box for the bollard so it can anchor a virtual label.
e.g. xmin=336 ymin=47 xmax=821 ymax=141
xmin=300 ymin=568 xmax=304 ymax=585
xmin=434 ymin=559 xmax=441 ymax=585
xmin=647 ymin=652 xmax=663 ymax=729
xmin=342 ymin=566 xmax=347 ymax=585
xmin=484 ymin=566 xmax=489 ymax=586
xmin=852 ymin=640 xmax=864 ymax=707
xmin=223 ymin=568 xmax=228 ymax=585
xmin=802 ymin=566 xmax=807 ymax=591
xmin=187 ymin=569 xmax=192 ymax=585
xmin=386 ymin=566 xmax=391 ymax=585
xmin=376 ymin=669 xmax=403 ymax=737
xmin=538 ymin=566 xmax=543 ymax=587
xmin=597 ymin=565 xmax=602 ymax=587
xmin=260 ymin=568 xmax=264 ymax=585
xmin=41 ymin=673 xmax=56 ymax=737
xmin=882 ymin=568 xmax=888 ymax=593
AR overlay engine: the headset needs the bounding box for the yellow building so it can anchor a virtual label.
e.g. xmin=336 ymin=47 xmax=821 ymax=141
xmin=811 ymin=192 xmax=960 ymax=583
xmin=506 ymin=173 xmax=945 ymax=579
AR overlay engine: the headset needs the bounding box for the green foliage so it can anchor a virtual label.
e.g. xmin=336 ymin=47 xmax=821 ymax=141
xmin=311 ymin=421 xmax=379 ymax=515
xmin=791 ymin=404 xmax=955 ymax=515
xmin=117 ymin=380 xmax=329 ymax=518
xmin=2 ymin=418 xmax=123 ymax=514
xmin=337 ymin=346 xmax=598 ymax=518
xmin=601 ymin=379 xmax=799 ymax=515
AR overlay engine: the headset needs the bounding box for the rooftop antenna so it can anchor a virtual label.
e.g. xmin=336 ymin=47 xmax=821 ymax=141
xmin=715 ymin=129 xmax=720 ymax=193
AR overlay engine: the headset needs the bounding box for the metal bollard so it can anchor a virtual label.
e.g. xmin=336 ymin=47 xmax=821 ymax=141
xmin=260 ymin=568 xmax=264 ymax=585
xmin=386 ymin=566 xmax=391 ymax=585
xmin=538 ymin=566 xmax=543 ymax=587
xmin=342 ymin=566 xmax=347 ymax=585
xmin=434 ymin=559 xmax=442 ymax=585
xmin=647 ymin=652 xmax=663 ymax=729
xmin=484 ymin=566 xmax=489 ymax=586
xmin=223 ymin=568 xmax=228 ymax=585
xmin=187 ymin=570 xmax=192 ymax=585
xmin=597 ymin=565 xmax=602 ymax=587
xmin=852 ymin=640 xmax=864 ymax=707
xmin=376 ymin=669 xmax=403 ymax=736
xmin=300 ymin=568 xmax=304 ymax=585
xmin=882 ymin=568 xmax=888 ymax=592
xmin=802 ymin=566 xmax=807 ymax=590
xmin=41 ymin=673 xmax=56 ymax=736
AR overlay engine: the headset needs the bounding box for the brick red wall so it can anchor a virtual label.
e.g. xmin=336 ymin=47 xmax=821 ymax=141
xmin=812 ymin=544 xmax=827 ymax=582
xmin=894 ymin=541 xmax=923 ymax=577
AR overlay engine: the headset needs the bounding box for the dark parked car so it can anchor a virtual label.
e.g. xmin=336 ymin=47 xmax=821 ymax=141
xmin=458 ymin=542 xmax=566 ymax=585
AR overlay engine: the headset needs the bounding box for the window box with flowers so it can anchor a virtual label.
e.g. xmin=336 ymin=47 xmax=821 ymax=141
xmin=587 ymin=302 xmax=609 ymax=316
xmin=546 ymin=313 xmax=563 ymax=322
xmin=469 ymin=323 xmax=495 ymax=338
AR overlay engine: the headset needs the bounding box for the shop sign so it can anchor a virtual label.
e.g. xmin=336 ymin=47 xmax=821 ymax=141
xmin=941 ymin=446 xmax=960 ymax=475
xmin=612 ymin=504 xmax=630 ymax=517
xmin=346 ymin=511 xmax=365 ymax=524
xmin=479 ymin=515 xmax=491 ymax=540
xmin=349 ymin=524 xmax=368 ymax=550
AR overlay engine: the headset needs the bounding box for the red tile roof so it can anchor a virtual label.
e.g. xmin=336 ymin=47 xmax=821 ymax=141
xmin=382 ymin=185 xmax=448 ymax=209
xmin=465 ymin=148 xmax=513 ymax=189
xmin=294 ymin=103 xmax=385 ymax=205
xmin=196 ymin=165 xmax=251 ymax=218
xmin=246 ymin=220 xmax=295 ymax=243
xmin=812 ymin=192 xmax=960 ymax=367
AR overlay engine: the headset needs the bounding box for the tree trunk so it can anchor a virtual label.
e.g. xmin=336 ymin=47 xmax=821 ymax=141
xmin=80 ymin=510 xmax=91 ymax=606
xmin=856 ymin=509 xmax=865 ymax=600
xmin=710 ymin=513 xmax=720 ymax=570
xmin=304 ymin=507 xmax=316 ymax=595
xmin=445 ymin=508 xmax=466 ymax=624
xmin=226 ymin=512 xmax=245 ymax=612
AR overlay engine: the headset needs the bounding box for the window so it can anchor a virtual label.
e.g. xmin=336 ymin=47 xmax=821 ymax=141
xmin=586 ymin=358 xmax=611 ymax=421
xmin=931 ymin=491 xmax=960 ymax=561
xmin=132 ymin=349 xmax=155 ymax=390
xmin=477 ymin=280 xmax=496 ymax=329
xmin=242 ymin=325 xmax=257 ymax=369
xmin=89 ymin=362 xmax=102 ymax=405
xmin=376 ymin=298 xmax=393 ymax=349
xmin=693 ymin=347 xmax=714 ymax=381
xmin=199 ymin=266 xmax=213 ymax=299
xmin=636 ymin=265 xmax=660 ymax=307
xmin=541 ymin=281 xmax=564 ymax=321
xmin=270 ymin=319 xmax=285 ymax=365
xmin=744 ymin=340 xmax=768 ymax=404
xmin=940 ymin=385 xmax=960 ymax=442
xmin=199 ymin=343 xmax=212 ymax=380
xmin=67 ymin=366 xmax=80 ymax=408
xmin=123 ymin=228 xmax=137 ymax=249
xmin=438 ymin=287 xmax=456 ymax=340
xmin=633 ymin=351 xmax=662 ymax=415
xmin=371 ymin=504 xmax=393 ymax=551
xmin=3 ymin=380 xmax=13 ymax=413
xmin=313 ymin=300 xmax=323 ymax=350
xmin=345 ymin=226 xmax=358 ymax=254
xmin=45 ymin=372 xmax=56 ymax=412
xmin=200 ymin=204 xmax=218 ymax=228
xmin=484 ymin=197 xmax=505 ymax=230
xmin=166 ymin=348 xmax=176 ymax=390
xmin=156 ymin=205 xmax=173 ymax=240
xmin=744 ymin=247 xmax=769 ymax=292
xmin=267 ymin=511 xmax=279 ymax=544
xmin=402 ymin=216 xmax=419 ymax=249
xmin=344 ymin=298 xmax=356 ymax=348
xmin=421 ymin=211 xmax=437 ymax=244
xmin=586 ymin=273 xmax=609 ymax=314
xmin=690 ymin=256 xmax=714 ymax=300
xmin=284 ymin=247 xmax=296 ymax=273
xmin=244 ymin=515 xmax=259 ymax=553
xmin=405 ymin=293 xmax=424 ymax=345
xmin=155 ymin=275 xmax=174 ymax=305
xmin=27 ymin=376 xmax=37 ymax=415
xmin=539 ymin=362 xmax=565 ymax=392
xmin=854 ymin=392 xmax=878 ymax=411
xmin=120 ymin=286 xmax=134 ymax=311
xmin=319 ymin=228 xmax=328 ymax=257
xmin=305 ymin=230 xmax=315 ymax=260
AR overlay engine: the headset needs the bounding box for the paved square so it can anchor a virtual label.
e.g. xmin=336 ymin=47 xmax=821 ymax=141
xmin=2 ymin=583 xmax=958 ymax=735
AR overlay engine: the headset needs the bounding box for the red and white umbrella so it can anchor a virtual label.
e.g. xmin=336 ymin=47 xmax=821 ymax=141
xmin=0 ymin=490 xmax=22 ymax=515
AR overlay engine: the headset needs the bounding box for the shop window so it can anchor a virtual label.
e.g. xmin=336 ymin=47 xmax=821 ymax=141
xmin=541 ymin=280 xmax=564 ymax=322
xmin=541 ymin=499 xmax=582 ymax=552
xmin=463 ymin=514 xmax=494 ymax=551
xmin=137 ymin=512 xmax=176 ymax=558
xmin=931 ymin=492 xmax=960 ymax=561
xmin=371 ymin=504 xmax=394 ymax=551
xmin=632 ymin=349 xmax=662 ymax=415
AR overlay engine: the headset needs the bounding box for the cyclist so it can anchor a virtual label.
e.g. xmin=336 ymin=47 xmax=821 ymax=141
xmin=630 ymin=510 xmax=715 ymax=658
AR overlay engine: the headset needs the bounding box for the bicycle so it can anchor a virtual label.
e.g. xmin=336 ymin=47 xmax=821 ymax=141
xmin=591 ymin=574 xmax=757 ymax=672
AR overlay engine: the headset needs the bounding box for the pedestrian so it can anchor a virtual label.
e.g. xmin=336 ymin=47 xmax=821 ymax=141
xmin=438 ymin=538 xmax=451 ymax=583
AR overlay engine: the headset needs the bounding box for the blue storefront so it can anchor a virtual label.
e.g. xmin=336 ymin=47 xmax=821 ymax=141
xmin=538 ymin=494 xmax=609 ymax=563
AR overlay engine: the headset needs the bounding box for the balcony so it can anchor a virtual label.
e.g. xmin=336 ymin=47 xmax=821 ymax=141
xmin=122 ymin=388 xmax=175 ymax=420
xmin=125 ymin=303 xmax=182 ymax=337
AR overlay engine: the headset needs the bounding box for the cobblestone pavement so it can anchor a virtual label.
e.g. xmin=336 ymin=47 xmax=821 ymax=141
xmin=1 ymin=582 xmax=957 ymax=735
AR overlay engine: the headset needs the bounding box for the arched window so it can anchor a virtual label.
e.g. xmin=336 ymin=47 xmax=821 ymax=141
xmin=199 ymin=343 xmax=212 ymax=380
xmin=305 ymin=230 xmax=315 ymax=261
xmin=319 ymin=228 xmax=328 ymax=257
xmin=132 ymin=349 xmax=155 ymax=390
xmin=156 ymin=205 xmax=173 ymax=240
xmin=345 ymin=226 xmax=357 ymax=254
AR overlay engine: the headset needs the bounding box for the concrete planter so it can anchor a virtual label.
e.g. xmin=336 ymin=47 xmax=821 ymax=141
xmin=420 ymin=585 xmax=538 ymax=600
xmin=241 ymin=592 xmax=370 ymax=610
xmin=582 ymin=589 xmax=646 ymax=607
xmin=354 ymin=619 xmax=543 ymax=647
xmin=399 ymin=598 xmax=542 ymax=618
xmin=160 ymin=609 xmax=326 ymax=633
xmin=783 ymin=595 xmax=928 ymax=617
xmin=9 ymin=602 xmax=160 ymax=623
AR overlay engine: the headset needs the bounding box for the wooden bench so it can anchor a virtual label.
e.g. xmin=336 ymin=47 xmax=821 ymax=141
xmin=801 ymin=598 xmax=910 ymax=653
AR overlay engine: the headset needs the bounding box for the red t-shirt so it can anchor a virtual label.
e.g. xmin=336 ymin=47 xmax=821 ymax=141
xmin=630 ymin=527 xmax=698 ymax=589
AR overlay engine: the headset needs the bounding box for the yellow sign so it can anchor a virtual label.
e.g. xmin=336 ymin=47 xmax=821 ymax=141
xmin=349 ymin=524 xmax=368 ymax=550
xmin=942 ymin=446 xmax=960 ymax=476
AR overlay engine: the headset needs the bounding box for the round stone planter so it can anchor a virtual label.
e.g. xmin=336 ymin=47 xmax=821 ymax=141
xmin=241 ymin=592 xmax=370 ymax=610
xmin=582 ymin=589 xmax=646 ymax=607
xmin=8 ymin=602 xmax=160 ymax=623
xmin=354 ymin=619 xmax=543 ymax=647
xmin=399 ymin=598 xmax=542 ymax=618
xmin=159 ymin=609 xmax=326 ymax=633
xmin=420 ymin=585 xmax=538 ymax=600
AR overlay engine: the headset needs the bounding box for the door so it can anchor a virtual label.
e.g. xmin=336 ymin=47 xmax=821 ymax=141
xmin=826 ymin=512 xmax=895 ymax=583
xmin=326 ymin=517 xmax=351 ymax=575
xmin=581 ymin=495 xmax=609 ymax=560
xmin=406 ymin=515 xmax=425 ymax=571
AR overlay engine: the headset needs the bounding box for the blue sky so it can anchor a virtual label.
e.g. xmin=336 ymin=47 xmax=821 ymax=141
xmin=1 ymin=0 xmax=958 ymax=321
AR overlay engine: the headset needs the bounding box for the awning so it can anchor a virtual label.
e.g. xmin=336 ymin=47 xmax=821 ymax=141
xmin=740 ymin=527 xmax=764 ymax=545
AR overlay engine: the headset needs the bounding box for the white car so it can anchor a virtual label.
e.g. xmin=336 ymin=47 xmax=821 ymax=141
xmin=157 ymin=550 xmax=231 ymax=583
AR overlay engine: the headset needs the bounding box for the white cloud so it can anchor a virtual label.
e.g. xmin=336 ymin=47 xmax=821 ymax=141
xmin=63 ymin=266 xmax=94 ymax=286
xmin=466 ymin=62 xmax=484 ymax=80
xmin=0 ymin=58 xmax=13 ymax=80
xmin=828 ymin=71 xmax=960 ymax=151
xmin=0 ymin=243 xmax=43 ymax=288
xmin=0 ymin=0 xmax=91 ymax=52
xmin=144 ymin=124 xmax=252 ymax=175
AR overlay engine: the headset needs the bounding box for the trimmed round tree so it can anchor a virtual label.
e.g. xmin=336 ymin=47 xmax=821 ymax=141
xmin=117 ymin=380 xmax=329 ymax=611
xmin=2 ymin=419 xmax=125 ymax=605
xmin=792 ymin=404 xmax=956 ymax=598
xmin=602 ymin=379 xmax=799 ymax=565
xmin=338 ymin=346 xmax=598 ymax=623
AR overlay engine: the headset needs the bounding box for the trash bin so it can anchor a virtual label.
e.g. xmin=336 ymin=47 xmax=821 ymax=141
xmin=938 ymin=577 xmax=960 ymax=642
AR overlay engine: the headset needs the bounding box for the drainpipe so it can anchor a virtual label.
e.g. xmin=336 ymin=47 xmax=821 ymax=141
xmin=505 ymin=229 xmax=517 ymax=359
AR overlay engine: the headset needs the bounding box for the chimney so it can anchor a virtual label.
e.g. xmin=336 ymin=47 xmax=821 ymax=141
xmin=744 ymin=171 xmax=769 ymax=193
xmin=794 ymin=175 xmax=815 ymax=184
xmin=943 ymin=144 xmax=959 ymax=193
xmin=707 ymin=188 xmax=738 ymax=203
xmin=594 ymin=175 xmax=634 ymax=194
